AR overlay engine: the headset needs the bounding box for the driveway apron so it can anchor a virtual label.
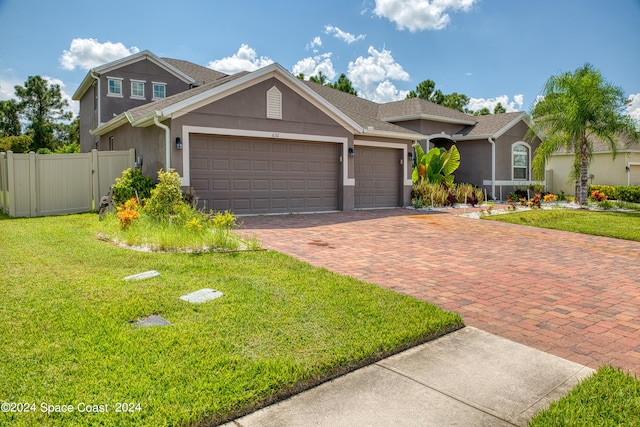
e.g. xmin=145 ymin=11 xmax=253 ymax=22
xmin=240 ymin=209 xmax=640 ymax=374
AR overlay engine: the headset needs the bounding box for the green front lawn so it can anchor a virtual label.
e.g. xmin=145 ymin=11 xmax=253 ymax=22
xmin=0 ymin=214 xmax=463 ymax=426
xmin=483 ymin=209 xmax=640 ymax=241
xmin=530 ymin=366 xmax=640 ymax=426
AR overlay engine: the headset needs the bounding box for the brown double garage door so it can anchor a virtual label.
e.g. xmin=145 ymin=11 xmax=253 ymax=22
xmin=190 ymin=135 xmax=400 ymax=214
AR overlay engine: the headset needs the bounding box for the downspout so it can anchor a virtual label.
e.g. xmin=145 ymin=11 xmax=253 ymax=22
xmin=153 ymin=116 xmax=171 ymax=172
xmin=488 ymin=137 xmax=496 ymax=200
xmin=90 ymin=72 xmax=100 ymax=148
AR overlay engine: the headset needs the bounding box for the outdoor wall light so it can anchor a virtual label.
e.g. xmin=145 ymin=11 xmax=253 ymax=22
xmin=348 ymin=147 xmax=355 ymax=158
xmin=135 ymin=155 xmax=143 ymax=169
xmin=176 ymin=137 xmax=183 ymax=150
xmin=626 ymin=166 xmax=631 ymax=172
xmin=408 ymin=151 xmax=414 ymax=161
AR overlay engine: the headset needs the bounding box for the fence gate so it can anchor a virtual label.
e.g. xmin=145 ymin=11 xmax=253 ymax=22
xmin=0 ymin=149 xmax=134 ymax=218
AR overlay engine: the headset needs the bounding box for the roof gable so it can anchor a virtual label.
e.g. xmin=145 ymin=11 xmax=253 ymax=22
xmin=72 ymin=50 xmax=195 ymax=100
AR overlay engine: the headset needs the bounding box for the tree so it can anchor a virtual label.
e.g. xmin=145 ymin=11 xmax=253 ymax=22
xmin=406 ymin=79 xmax=469 ymax=112
xmin=493 ymin=102 xmax=506 ymax=114
xmin=14 ymin=76 xmax=72 ymax=151
xmin=309 ymin=71 xmax=328 ymax=85
xmin=326 ymin=73 xmax=358 ymax=96
xmin=0 ymin=99 xmax=21 ymax=137
xmin=529 ymin=63 xmax=639 ymax=205
xmin=406 ymin=79 xmax=438 ymax=101
xmin=441 ymin=93 xmax=470 ymax=112
xmin=473 ymin=107 xmax=491 ymax=116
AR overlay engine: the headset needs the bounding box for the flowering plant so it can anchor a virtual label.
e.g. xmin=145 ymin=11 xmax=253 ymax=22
xmin=116 ymin=198 xmax=140 ymax=229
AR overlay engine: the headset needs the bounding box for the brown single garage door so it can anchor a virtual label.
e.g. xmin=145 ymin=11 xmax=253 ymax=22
xmin=190 ymin=135 xmax=339 ymax=214
xmin=354 ymin=146 xmax=400 ymax=209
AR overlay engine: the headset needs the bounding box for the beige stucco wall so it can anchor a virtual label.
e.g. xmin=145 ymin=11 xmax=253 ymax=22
xmin=546 ymin=151 xmax=638 ymax=195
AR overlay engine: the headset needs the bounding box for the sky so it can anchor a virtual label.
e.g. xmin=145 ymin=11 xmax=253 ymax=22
xmin=0 ymin=0 xmax=639 ymax=121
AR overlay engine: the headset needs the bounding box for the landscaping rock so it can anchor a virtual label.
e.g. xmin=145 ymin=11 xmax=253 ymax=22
xmin=123 ymin=270 xmax=160 ymax=281
xmin=133 ymin=315 xmax=171 ymax=327
xmin=180 ymin=288 xmax=224 ymax=303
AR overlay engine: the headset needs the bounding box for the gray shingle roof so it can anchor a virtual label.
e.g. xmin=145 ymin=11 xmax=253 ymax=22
xmin=302 ymin=81 xmax=424 ymax=137
xmin=161 ymin=58 xmax=228 ymax=85
xmin=456 ymin=112 xmax=525 ymax=136
xmin=378 ymin=98 xmax=476 ymax=124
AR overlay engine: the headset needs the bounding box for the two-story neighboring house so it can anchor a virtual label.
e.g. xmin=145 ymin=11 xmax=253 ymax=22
xmin=73 ymin=50 xmax=542 ymax=214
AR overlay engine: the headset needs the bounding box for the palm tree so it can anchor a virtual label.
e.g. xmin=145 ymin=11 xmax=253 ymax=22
xmin=529 ymin=64 xmax=638 ymax=205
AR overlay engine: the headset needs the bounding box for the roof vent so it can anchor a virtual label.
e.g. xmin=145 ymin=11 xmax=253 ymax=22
xmin=266 ymin=86 xmax=282 ymax=120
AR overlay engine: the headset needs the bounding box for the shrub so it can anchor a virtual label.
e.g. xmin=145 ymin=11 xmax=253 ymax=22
xmin=116 ymin=198 xmax=140 ymax=230
xmin=616 ymin=186 xmax=640 ymax=203
xmin=544 ymin=194 xmax=557 ymax=203
xmin=0 ymin=135 xmax=32 ymax=153
xmin=590 ymin=190 xmax=608 ymax=202
xmin=112 ymin=168 xmax=155 ymax=206
xmin=143 ymin=169 xmax=184 ymax=221
xmin=589 ymin=185 xmax=617 ymax=200
xmin=455 ymin=183 xmax=483 ymax=206
xmin=412 ymin=182 xmax=449 ymax=207
xmin=54 ymin=142 xmax=80 ymax=153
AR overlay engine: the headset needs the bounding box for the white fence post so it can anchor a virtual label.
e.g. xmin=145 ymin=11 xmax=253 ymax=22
xmin=0 ymin=152 xmax=6 ymax=214
xmin=92 ymin=149 xmax=99 ymax=211
xmin=29 ymin=152 xmax=37 ymax=217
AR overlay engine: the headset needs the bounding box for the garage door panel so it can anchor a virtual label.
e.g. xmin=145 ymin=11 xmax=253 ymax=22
xmin=272 ymin=179 xmax=287 ymax=191
xmin=191 ymin=158 xmax=208 ymax=171
xmin=253 ymin=160 xmax=269 ymax=171
xmin=272 ymin=161 xmax=287 ymax=172
xmin=212 ymin=179 xmax=230 ymax=191
xmin=190 ymin=135 xmax=339 ymax=214
xmin=355 ymin=146 xmax=399 ymax=209
xmin=212 ymin=159 xmax=229 ymax=171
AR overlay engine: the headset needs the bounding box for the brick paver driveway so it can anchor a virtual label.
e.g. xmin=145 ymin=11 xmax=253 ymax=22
xmin=240 ymin=209 xmax=640 ymax=374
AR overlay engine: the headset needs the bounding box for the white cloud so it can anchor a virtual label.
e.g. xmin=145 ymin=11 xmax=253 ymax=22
xmin=324 ymin=25 xmax=366 ymax=44
xmin=627 ymin=93 xmax=640 ymax=122
xmin=0 ymin=73 xmax=21 ymax=101
xmin=59 ymin=38 xmax=139 ymax=71
xmin=467 ymin=94 xmax=524 ymax=113
xmin=347 ymin=46 xmax=410 ymax=102
xmin=292 ymin=53 xmax=336 ymax=81
xmin=374 ymin=0 xmax=478 ymax=32
xmin=306 ymin=36 xmax=323 ymax=52
xmin=207 ymin=44 xmax=274 ymax=74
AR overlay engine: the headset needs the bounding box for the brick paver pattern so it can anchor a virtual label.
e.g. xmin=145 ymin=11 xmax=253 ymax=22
xmin=240 ymin=209 xmax=640 ymax=374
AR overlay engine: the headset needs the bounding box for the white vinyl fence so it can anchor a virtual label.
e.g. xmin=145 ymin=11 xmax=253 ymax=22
xmin=0 ymin=149 xmax=134 ymax=217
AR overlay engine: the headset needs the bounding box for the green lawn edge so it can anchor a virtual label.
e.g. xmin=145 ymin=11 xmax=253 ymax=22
xmin=529 ymin=366 xmax=640 ymax=427
xmin=0 ymin=213 xmax=463 ymax=426
xmin=482 ymin=209 xmax=640 ymax=241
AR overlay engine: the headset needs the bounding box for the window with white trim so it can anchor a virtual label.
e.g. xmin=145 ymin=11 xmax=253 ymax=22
xmin=107 ymin=77 xmax=123 ymax=97
xmin=131 ymin=80 xmax=145 ymax=99
xmin=152 ymin=82 xmax=166 ymax=100
xmin=512 ymin=143 xmax=529 ymax=180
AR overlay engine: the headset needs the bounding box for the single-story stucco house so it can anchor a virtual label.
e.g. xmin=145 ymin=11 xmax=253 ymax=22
xmin=546 ymin=137 xmax=640 ymax=195
xmin=73 ymin=50 xmax=542 ymax=214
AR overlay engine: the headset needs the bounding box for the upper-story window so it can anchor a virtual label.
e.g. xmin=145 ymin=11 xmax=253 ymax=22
xmin=152 ymin=82 xmax=166 ymax=100
xmin=131 ymin=80 xmax=145 ymax=99
xmin=512 ymin=143 xmax=530 ymax=180
xmin=107 ymin=77 xmax=123 ymax=97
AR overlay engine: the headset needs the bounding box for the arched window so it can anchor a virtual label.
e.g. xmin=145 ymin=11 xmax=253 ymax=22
xmin=512 ymin=143 xmax=530 ymax=180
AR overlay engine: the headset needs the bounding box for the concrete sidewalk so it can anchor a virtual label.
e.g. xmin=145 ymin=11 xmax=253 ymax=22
xmin=224 ymin=327 xmax=593 ymax=426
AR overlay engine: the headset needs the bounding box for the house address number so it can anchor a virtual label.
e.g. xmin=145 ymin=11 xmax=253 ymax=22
xmin=272 ymin=132 xmax=280 ymax=138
